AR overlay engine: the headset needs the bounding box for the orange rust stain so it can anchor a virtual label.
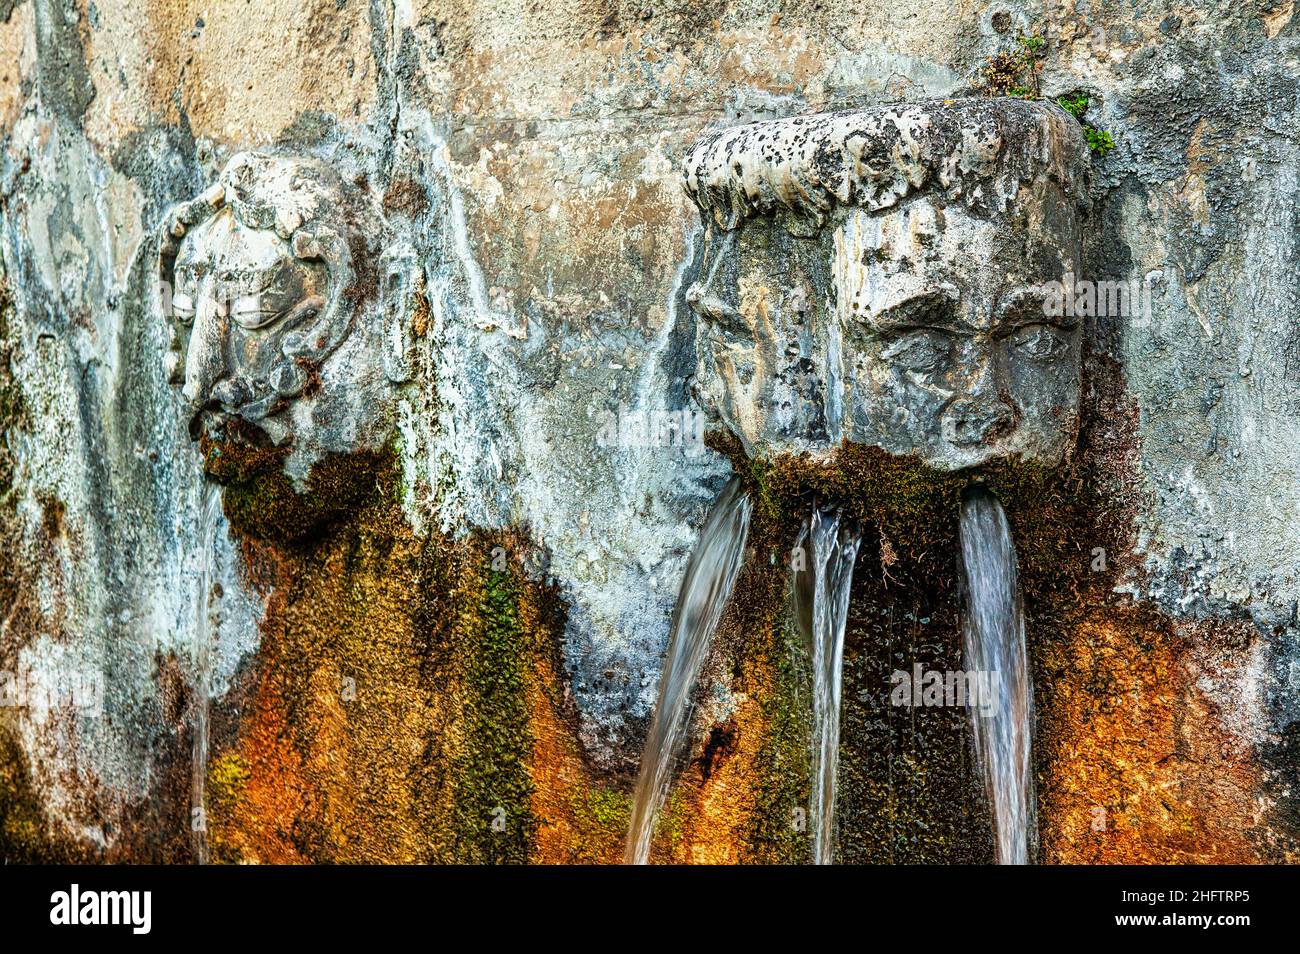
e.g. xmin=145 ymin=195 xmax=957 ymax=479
xmin=525 ymin=656 xmax=626 ymax=865
xmin=519 ymin=558 xmax=629 ymax=865
xmin=203 ymin=487 xmax=632 ymax=864
xmin=638 ymin=648 xmax=777 ymax=864
xmin=206 ymin=497 xmax=445 ymax=863
xmin=683 ymin=698 xmax=765 ymax=864
xmin=211 ymin=675 xmax=310 ymax=864
xmin=1039 ymin=608 xmax=1265 ymax=864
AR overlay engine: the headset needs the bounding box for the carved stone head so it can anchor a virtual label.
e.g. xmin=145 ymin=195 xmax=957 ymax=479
xmin=157 ymin=152 xmax=418 ymax=472
xmin=682 ymin=98 xmax=1091 ymax=471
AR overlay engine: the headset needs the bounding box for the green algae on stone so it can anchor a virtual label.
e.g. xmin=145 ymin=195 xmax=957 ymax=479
xmin=741 ymin=620 xmax=814 ymax=864
xmin=574 ymin=784 xmax=631 ymax=832
xmin=201 ymin=420 xmax=393 ymax=545
xmin=446 ymin=543 xmax=540 ymax=864
xmin=559 ymin=783 xmax=632 ymax=862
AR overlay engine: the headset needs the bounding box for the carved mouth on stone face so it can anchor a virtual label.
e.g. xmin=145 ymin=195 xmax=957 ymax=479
xmin=188 ymin=402 xmax=228 ymax=442
xmin=186 ymin=373 xmax=288 ymax=443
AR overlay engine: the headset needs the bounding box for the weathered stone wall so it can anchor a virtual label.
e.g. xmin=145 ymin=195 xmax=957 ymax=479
xmin=2 ymin=0 xmax=1298 ymax=861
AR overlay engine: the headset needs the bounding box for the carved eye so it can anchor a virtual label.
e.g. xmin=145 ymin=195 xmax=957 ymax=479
xmin=229 ymin=261 xmax=312 ymax=330
xmin=881 ymin=330 xmax=954 ymax=376
xmin=171 ymin=292 xmax=195 ymax=325
xmin=1007 ymin=324 xmax=1068 ymax=362
xmin=231 ymin=294 xmax=283 ymax=329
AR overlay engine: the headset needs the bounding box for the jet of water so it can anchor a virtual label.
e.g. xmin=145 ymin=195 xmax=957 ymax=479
xmin=624 ymin=476 xmax=751 ymax=864
xmin=958 ymin=485 xmax=1035 ymax=865
xmin=806 ymin=507 xmax=862 ymax=865
xmin=191 ymin=482 xmax=223 ymax=865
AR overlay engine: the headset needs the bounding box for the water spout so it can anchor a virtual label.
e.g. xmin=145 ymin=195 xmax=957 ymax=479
xmin=191 ymin=482 xmax=223 ymax=865
xmin=625 ymin=476 xmax=751 ymax=864
xmin=806 ymin=507 xmax=861 ymax=865
xmin=958 ymin=485 xmax=1035 ymax=865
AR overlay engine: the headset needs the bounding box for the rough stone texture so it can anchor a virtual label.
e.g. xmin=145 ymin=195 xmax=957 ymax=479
xmin=683 ymin=98 xmax=1092 ymax=471
xmin=1 ymin=0 xmax=1299 ymax=862
xmin=158 ymin=149 xmax=415 ymax=479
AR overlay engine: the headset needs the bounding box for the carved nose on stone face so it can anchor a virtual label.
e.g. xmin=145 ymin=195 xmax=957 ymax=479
xmin=182 ymin=294 xmax=229 ymax=407
xmin=941 ymin=397 xmax=1014 ymax=448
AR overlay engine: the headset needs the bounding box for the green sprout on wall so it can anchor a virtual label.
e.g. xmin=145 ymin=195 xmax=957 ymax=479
xmin=982 ymin=32 xmax=1046 ymax=98
xmin=1085 ymin=127 xmax=1117 ymax=156
xmin=1056 ymin=92 xmax=1117 ymax=156
xmin=980 ymin=32 xmax=1118 ymax=158
xmin=1057 ymin=92 xmax=1089 ymax=120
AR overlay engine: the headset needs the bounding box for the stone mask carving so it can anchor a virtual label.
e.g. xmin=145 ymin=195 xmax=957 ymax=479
xmin=682 ymin=98 xmax=1091 ymax=471
xmin=157 ymin=151 xmax=417 ymax=470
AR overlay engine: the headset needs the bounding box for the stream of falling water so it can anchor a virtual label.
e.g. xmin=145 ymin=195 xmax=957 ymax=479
xmin=191 ymin=483 xmax=223 ymax=865
xmin=625 ymin=477 xmax=751 ymax=865
xmin=806 ymin=507 xmax=862 ymax=865
xmin=958 ymin=485 xmax=1035 ymax=865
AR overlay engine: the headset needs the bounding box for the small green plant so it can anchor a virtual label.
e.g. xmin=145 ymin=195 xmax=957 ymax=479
xmin=982 ymin=32 xmax=1046 ymax=98
xmin=1056 ymin=92 xmax=1089 ymax=121
xmin=1055 ymin=92 xmax=1117 ymax=157
xmin=1084 ymin=127 xmax=1116 ymax=156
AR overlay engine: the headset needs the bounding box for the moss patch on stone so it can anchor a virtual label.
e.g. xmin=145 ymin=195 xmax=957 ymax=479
xmin=739 ymin=621 xmax=813 ymax=863
xmin=445 ymin=547 xmax=539 ymax=862
xmin=202 ymin=448 xmax=601 ymax=863
xmin=200 ymin=421 xmax=392 ymax=545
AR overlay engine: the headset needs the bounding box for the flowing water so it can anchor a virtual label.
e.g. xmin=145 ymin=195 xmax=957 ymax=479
xmin=191 ymin=483 xmax=223 ymax=865
xmin=625 ymin=477 xmax=752 ymax=865
xmin=805 ymin=507 xmax=862 ymax=865
xmin=958 ymin=485 xmax=1035 ymax=865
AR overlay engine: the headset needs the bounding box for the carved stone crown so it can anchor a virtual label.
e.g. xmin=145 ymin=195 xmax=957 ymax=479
xmin=682 ymin=97 xmax=1090 ymax=236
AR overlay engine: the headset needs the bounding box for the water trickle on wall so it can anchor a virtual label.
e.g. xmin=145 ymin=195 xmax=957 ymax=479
xmin=189 ymin=482 xmax=224 ymax=865
xmin=959 ymin=486 xmax=1035 ymax=865
xmin=803 ymin=507 xmax=862 ymax=865
xmin=625 ymin=476 xmax=751 ymax=864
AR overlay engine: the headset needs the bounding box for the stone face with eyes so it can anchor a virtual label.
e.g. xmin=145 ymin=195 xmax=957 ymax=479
xmin=681 ymin=98 xmax=1091 ymax=472
xmin=170 ymin=206 xmax=328 ymax=417
xmin=687 ymin=190 xmax=1084 ymax=471
xmin=158 ymin=151 xmax=419 ymax=477
xmin=834 ymin=197 xmax=1083 ymax=470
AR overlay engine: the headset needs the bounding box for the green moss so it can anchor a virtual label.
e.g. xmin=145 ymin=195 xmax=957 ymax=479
xmin=568 ymin=784 xmax=632 ymax=855
xmin=448 ymin=545 xmax=539 ymax=863
xmin=201 ymin=421 xmax=393 ymax=545
xmin=654 ymin=789 xmax=689 ymax=856
xmin=577 ymin=785 xmax=631 ymax=830
xmin=742 ymin=619 xmax=813 ymax=863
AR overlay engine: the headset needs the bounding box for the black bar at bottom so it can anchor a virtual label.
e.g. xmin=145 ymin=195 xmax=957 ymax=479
xmin=0 ymin=864 xmax=1280 ymax=940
